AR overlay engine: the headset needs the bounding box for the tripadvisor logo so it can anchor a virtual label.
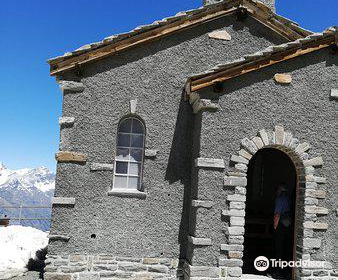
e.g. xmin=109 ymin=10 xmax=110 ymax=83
xmin=254 ymin=256 xmax=325 ymax=271
xmin=254 ymin=256 xmax=270 ymax=271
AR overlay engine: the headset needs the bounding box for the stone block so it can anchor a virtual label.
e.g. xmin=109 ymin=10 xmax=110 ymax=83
xmin=331 ymin=89 xmax=338 ymax=99
xmin=258 ymin=129 xmax=269 ymax=146
xmin=48 ymin=235 xmax=70 ymax=242
xmin=60 ymin=266 xmax=87 ymax=273
xmin=274 ymin=125 xmax=285 ymax=145
xmin=305 ymin=206 xmax=328 ymax=215
xmin=218 ymin=258 xmax=243 ymax=267
xmin=208 ymin=30 xmax=231 ymax=41
xmin=130 ymin=99 xmax=137 ymax=114
xmin=274 ymin=73 xmax=292 ymax=84
xmin=230 ymin=217 xmax=245 ymax=226
xmin=234 ymin=163 xmax=247 ymax=172
xmin=305 ymin=166 xmax=315 ymax=175
xmin=241 ymin=138 xmax=257 ymax=154
xmin=238 ymin=149 xmax=252 ymax=160
xmin=230 ymin=202 xmax=245 ymax=210
xmin=305 ymin=189 xmax=326 ymax=199
xmin=116 ymin=257 xmax=142 ymax=262
xmin=93 ymin=264 xmax=118 ymax=271
xmin=220 ymin=244 xmax=244 ymax=251
xmin=304 ymin=157 xmax=324 ymax=167
xmin=224 ymin=176 xmax=247 ymax=187
xmin=44 ymin=273 xmax=72 ymax=280
xmin=58 ymin=117 xmax=75 ymax=126
xmin=306 ymin=175 xmax=327 ymax=184
xmin=195 ymin=157 xmax=225 ymax=169
xmin=222 ymin=209 xmax=245 ymax=217
xmin=52 ymin=197 xmax=76 ymax=206
xmin=55 ymin=151 xmax=87 ymax=163
xmin=78 ymin=273 xmax=100 ymax=280
xmin=303 ymin=221 xmax=328 ymax=230
xmin=90 ymin=162 xmax=114 ymax=171
xmin=69 ymin=255 xmax=86 ymax=262
xmin=305 ymin=197 xmax=318 ymax=205
xmin=226 ymin=226 xmax=244 ymax=236
xmin=227 ymin=194 xmax=246 ymax=202
xmin=303 ymin=238 xmax=321 ymax=249
xmin=283 ymin=131 xmax=293 ymax=146
xmin=252 ymin=136 xmax=264 ymax=149
xmin=295 ymin=142 xmax=311 ymax=154
xmin=118 ymin=262 xmax=147 ymax=272
xmin=191 ymin=200 xmax=213 ymax=208
xmin=185 ymin=264 xmax=220 ymax=278
xmin=228 ymin=251 xmax=243 ymax=259
xmin=228 ymin=236 xmax=244 ymax=244
xmin=235 ymin=186 xmax=246 ymax=195
xmin=230 ymin=155 xmax=249 ymax=165
xmin=188 ymin=236 xmax=212 ymax=246
xmin=227 ymin=267 xmax=242 ymax=277
xmin=227 ymin=171 xmax=246 ymax=177
xmin=148 ymin=264 xmax=169 ymax=274
xmin=143 ymin=258 xmax=160 ymax=264
xmin=144 ymin=149 xmax=158 ymax=158
xmin=58 ymin=80 xmax=85 ymax=93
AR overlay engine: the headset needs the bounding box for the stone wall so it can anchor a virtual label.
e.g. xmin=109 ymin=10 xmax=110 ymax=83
xmin=45 ymin=254 xmax=182 ymax=280
xmin=50 ymin=11 xmax=286 ymax=263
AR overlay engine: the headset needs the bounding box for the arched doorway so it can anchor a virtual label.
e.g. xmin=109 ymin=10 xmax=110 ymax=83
xmin=242 ymin=148 xmax=297 ymax=278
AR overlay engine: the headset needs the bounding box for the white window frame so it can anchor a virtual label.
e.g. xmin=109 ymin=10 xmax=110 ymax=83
xmin=113 ymin=117 xmax=145 ymax=191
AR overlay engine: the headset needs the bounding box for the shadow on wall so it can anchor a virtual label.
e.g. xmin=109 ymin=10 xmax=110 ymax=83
xmin=165 ymin=92 xmax=194 ymax=259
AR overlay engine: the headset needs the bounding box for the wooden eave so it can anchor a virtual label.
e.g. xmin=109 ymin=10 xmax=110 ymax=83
xmin=49 ymin=0 xmax=311 ymax=76
xmin=186 ymin=32 xmax=336 ymax=95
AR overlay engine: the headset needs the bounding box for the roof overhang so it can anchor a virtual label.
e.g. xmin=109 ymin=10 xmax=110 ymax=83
xmin=48 ymin=0 xmax=311 ymax=76
xmin=185 ymin=27 xmax=338 ymax=97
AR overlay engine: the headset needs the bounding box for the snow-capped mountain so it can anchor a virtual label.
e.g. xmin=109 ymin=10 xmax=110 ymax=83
xmin=0 ymin=162 xmax=55 ymax=231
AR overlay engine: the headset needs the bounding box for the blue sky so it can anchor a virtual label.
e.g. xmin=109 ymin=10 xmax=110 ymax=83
xmin=0 ymin=0 xmax=337 ymax=172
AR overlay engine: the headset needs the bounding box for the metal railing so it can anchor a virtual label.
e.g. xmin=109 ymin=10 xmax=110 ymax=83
xmin=0 ymin=205 xmax=52 ymax=228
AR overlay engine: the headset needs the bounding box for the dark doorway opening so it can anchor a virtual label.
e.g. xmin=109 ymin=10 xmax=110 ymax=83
xmin=242 ymin=148 xmax=297 ymax=278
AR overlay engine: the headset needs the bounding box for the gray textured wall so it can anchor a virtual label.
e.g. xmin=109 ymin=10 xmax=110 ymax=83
xmin=50 ymin=14 xmax=286 ymax=260
xmin=194 ymin=48 xmax=338 ymax=267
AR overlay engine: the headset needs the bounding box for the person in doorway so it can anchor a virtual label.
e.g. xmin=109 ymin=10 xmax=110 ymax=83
xmin=271 ymin=183 xmax=292 ymax=279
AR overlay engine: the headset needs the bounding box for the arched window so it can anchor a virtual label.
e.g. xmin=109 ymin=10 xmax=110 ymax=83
xmin=113 ymin=117 xmax=145 ymax=190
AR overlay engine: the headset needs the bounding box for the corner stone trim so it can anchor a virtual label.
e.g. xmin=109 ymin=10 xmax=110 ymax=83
xmin=56 ymin=151 xmax=87 ymax=163
xmin=330 ymin=89 xmax=338 ymax=100
xmin=188 ymin=92 xmax=219 ymax=114
xmin=144 ymin=149 xmax=158 ymax=158
xmin=52 ymin=197 xmax=76 ymax=206
xmin=188 ymin=236 xmax=212 ymax=246
xmin=195 ymin=157 xmax=225 ymax=169
xmin=48 ymin=235 xmax=71 ymax=242
xmin=191 ymin=200 xmax=213 ymax=208
xmin=59 ymin=117 xmax=75 ymax=126
xmin=58 ymin=80 xmax=85 ymax=93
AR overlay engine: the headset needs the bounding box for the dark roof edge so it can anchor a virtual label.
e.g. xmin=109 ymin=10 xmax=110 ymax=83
xmin=185 ymin=26 xmax=337 ymax=95
xmin=48 ymin=0 xmax=311 ymax=76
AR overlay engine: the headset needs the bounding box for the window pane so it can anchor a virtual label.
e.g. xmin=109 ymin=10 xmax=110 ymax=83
xmin=128 ymin=177 xmax=140 ymax=189
xmin=132 ymin=120 xmax=144 ymax=134
xmin=115 ymin=162 xmax=128 ymax=174
xmin=115 ymin=176 xmax=127 ymax=188
xmin=116 ymin=148 xmax=130 ymax=160
xmin=130 ymin=149 xmax=142 ymax=162
xmin=129 ymin=163 xmax=141 ymax=175
xmin=119 ymin=119 xmax=132 ymax=133
xmin=117 ymin=134 xmax=130 ymax=147
xmin=131 ymin=135 xmax=143 ymax=148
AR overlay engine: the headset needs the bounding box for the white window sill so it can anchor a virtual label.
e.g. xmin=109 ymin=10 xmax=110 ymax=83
xmin=108 ymin=189 xmax=147 ymax=199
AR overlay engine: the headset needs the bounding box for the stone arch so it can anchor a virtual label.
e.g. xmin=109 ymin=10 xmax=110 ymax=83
xmin=222 ymin=125 xmax=329 ymax=279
